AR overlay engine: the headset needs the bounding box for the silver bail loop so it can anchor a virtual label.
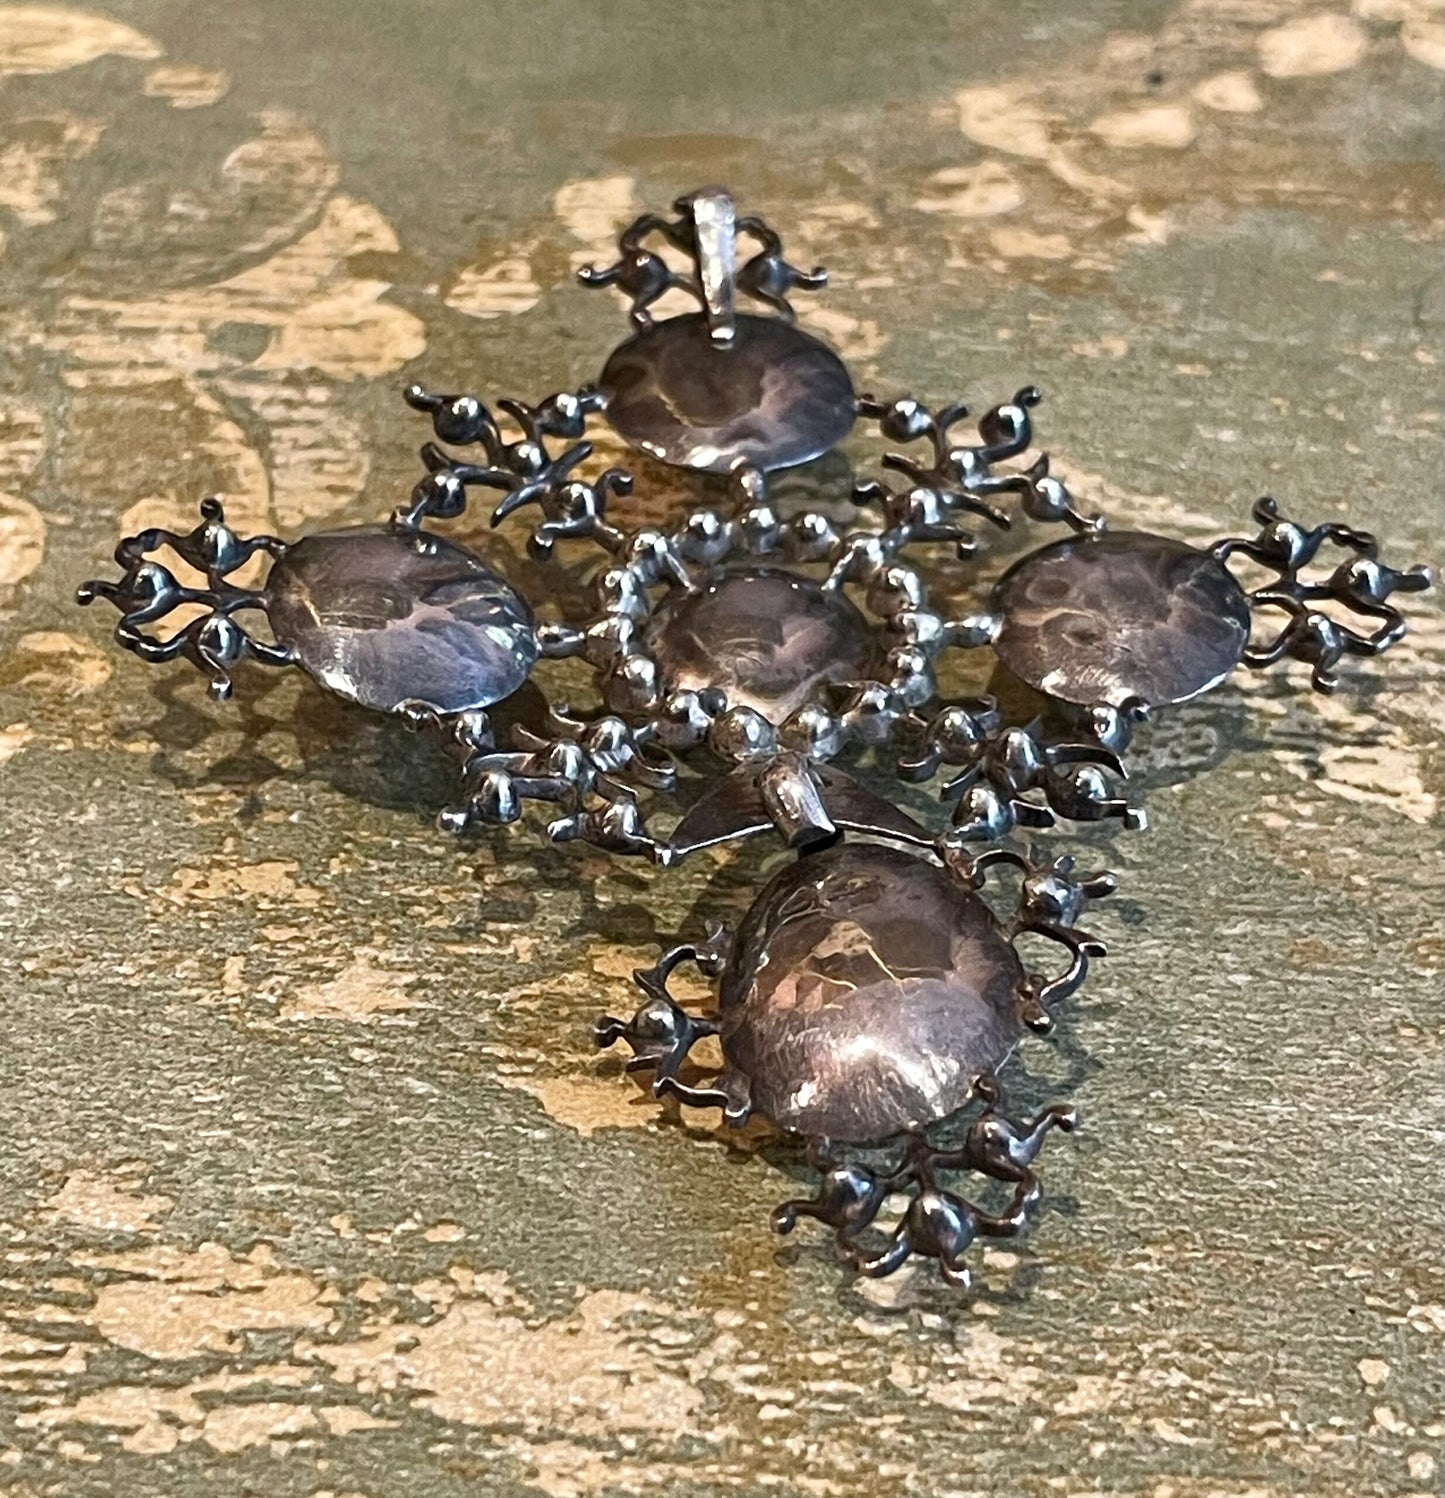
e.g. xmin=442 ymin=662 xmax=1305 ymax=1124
xmin=682 ymin=186 xmax=737 ymax=347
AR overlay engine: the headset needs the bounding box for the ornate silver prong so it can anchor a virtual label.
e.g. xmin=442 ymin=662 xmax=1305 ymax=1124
xmin=854 ymin=387 xmax=1103 ymax=548
xmin=422 ymin=708 xmax=675 ymax=859
xmin=773 ymin=1080 xmax=1079 ymax=1286
xmin=942 ymin=844 xmax=1117 ymax=1031
xmin=901 ymin=704 xmax=1143 ymax=842
xmin=578 ymin=191 xmax=826 ymax=329
xmin=397 ymin=385 xmax=627 ymax=555
xmin=1212 ymin=497 xmax=1435 ymax=694
xmin=733 ymin=212 xmax=828 ymax=322
xmin=595 ymin=941 xmax=750 ymax=1120
xmin=577 ymin=211 xmax=697 ymax=331
xmin=76 ymin=498 xmax=293 ymax=701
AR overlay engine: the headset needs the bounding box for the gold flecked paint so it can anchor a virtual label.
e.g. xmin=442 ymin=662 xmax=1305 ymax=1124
xmin=142 ymin=62 xmax=230 ymax=109
xmin=0 ymin=0 xmax=1441 ymax=1494
xmin=0 ymin=5 xmax=158 ymax=77
xmin=0 ymin=492 xmax=45 ymax=589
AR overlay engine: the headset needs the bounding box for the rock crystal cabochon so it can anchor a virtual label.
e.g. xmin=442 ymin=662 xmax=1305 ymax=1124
xmin=265 ymin=527 xmax=537 ymax=714
xmin=645 ymin=567 xmax=876 ymax=724
xmin=599 ymin=313 xmax=857 ymax=473
xmin=990 ymin=531 xmax=1252 ymax=709
xmin=718 ymin=843 xmax=1025 ymax=1143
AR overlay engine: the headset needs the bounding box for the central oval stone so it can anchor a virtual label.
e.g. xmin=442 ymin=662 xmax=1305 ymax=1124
xmin=717 ymin=842 xmax=1025 ymax=1142
xmin=644 ymin=567 xmax=875 ymax=724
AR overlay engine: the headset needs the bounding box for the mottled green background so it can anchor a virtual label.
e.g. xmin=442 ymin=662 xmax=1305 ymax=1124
xmin=1 ymin=1 xmax=1442 ymax=1495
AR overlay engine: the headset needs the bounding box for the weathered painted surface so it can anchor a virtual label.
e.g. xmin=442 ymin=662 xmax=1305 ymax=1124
xmin=0 ymin=2 xmax=1441 ymax=1494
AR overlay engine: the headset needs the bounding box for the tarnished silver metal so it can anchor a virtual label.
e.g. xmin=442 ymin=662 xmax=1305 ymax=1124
xmin=1212 ymin=497 xmax=1435 ymax=692
xmin=75 ymin=497 xmax=293 ymax=702
xmin=73 ymin=180 xmax=1441 ymax=1303
xmin=397 ymin=383 xmax=624 ymax=549
xmin=72 ymin=493 xmax=679 ymax=836
xmin=81 ymin=193 xmax=1432 ymax=852
xmin=391 ymin=192 xmax=1158 ymax=856
xmin=578 ymin=188 xmax=848 ymax=481
xmin=665 ymin=759 xmax=933 ymax=860
xmin=684 ymin=186 xmax=738 ymax=346
xmin=77 ymin=500 xmax=546 ymax=719
xmin=853 ymin=387 xmax=1102 ymax=538
xmin=899 ymin=697 xmax=1146 ymax=841
xmin=596 ymin=836 xmax=1115 ymax=1284
xmin=403 ymin=364 xmax=1138 ymax=857
xmin=577 ymin=188 xmax=830 ymax=336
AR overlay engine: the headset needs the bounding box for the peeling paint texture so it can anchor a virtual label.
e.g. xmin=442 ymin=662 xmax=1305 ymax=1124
xmin=0 ymin=2 xmax=1441 ymax=1496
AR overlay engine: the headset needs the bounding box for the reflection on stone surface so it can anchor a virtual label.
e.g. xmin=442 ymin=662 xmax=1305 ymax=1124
xmin=600 ymin=313 xmax=856 ymax=473
xmin=991 ymin=531 xmax=1252 ymax=709
xmin=645 ymin=567 xmax=875 ymax=723
xmin=266 ymin=527 xmax=537 ymax=714
xmin=718 ymin=843 xmax=1024 ymax=1142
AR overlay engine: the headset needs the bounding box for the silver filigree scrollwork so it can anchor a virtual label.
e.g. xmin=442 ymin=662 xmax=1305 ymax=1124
xmin=600 ymin=965 xmax=1077 ymax=1288
xmin=594 ymin=838 xmax=1113 ymax=1283
xmin=577 ymin=188 xmax=827 ymax=331
xmin=939 ymin=843 xmax=1117 ymax=1032
xmin=410 ymin=704 xmax=675 ymax=859
xmin=397 ymin=383 xmax=632 ymax=556
xmin=537 ymin=497 xmax=988 ymax=777
xmin=772 ymin=1086 xmax=1079 ymax=1288
xmin=1211 ymin=497 xmax=1435 ymax=693
xmin=853 ymin=387 xmax=1102 ymax=546
xmin=76 ymin=498 xmax=293 ymax=701
xmin=899 ymin=697 xmax=1144 ymax=842
xmin=406 ymin=404 xmax=1139 ymax=858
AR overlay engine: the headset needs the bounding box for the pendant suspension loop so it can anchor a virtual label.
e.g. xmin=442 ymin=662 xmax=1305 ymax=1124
xmin=684 ymin=187 xmax=738 ymax=347
xmin=757 ymin=752 xmax=837 ymax=850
